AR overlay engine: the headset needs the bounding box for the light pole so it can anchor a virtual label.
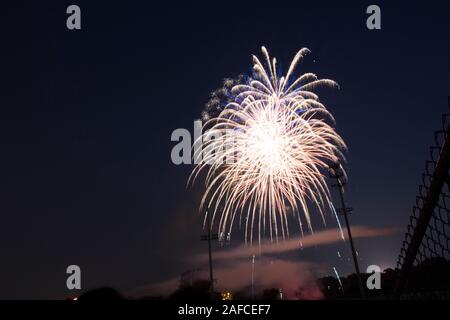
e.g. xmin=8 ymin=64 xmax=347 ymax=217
xmin=200 ymin=208 xmax=218 ymax=294
xmin=329 ymin=162 xmax=365 ymax=298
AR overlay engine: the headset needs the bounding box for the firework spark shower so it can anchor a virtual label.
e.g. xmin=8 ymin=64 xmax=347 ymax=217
xmin=190 ymin=47 xmax=346 ymax=245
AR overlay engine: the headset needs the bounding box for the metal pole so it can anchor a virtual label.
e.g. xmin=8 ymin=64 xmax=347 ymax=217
xmin=331 ymin=165 xmax=365 ymax=298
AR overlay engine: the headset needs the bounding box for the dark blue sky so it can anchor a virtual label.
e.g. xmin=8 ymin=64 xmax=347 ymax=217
xmin=0 ymin=1 xmax=449 ymax=298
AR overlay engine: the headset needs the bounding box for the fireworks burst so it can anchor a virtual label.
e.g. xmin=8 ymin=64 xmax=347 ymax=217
xmin=190 ymin=47 xmax=346 ymax=244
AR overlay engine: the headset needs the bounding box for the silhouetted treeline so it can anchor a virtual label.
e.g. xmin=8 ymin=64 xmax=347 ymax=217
xmin=74 ymin=258 xmax=450 ymax=300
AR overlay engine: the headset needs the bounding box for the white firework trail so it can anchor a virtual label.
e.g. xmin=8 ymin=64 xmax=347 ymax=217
xmin=329 ymin=200 xmax=345 ymax=241
xmin=333 ymin=266 xmax=345 ymax=293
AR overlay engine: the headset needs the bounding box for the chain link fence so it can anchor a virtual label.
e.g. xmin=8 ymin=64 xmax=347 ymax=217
xmin=395 ymin=110 xmax=450 ymax=299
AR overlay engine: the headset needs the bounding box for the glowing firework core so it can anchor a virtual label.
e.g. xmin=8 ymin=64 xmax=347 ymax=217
xmin=246 ymin=107 xmax=290 ymax=175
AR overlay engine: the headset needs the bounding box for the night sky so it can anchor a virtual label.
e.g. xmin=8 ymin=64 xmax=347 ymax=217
xmin=0 ymin=1 xmax=449 ymax=299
